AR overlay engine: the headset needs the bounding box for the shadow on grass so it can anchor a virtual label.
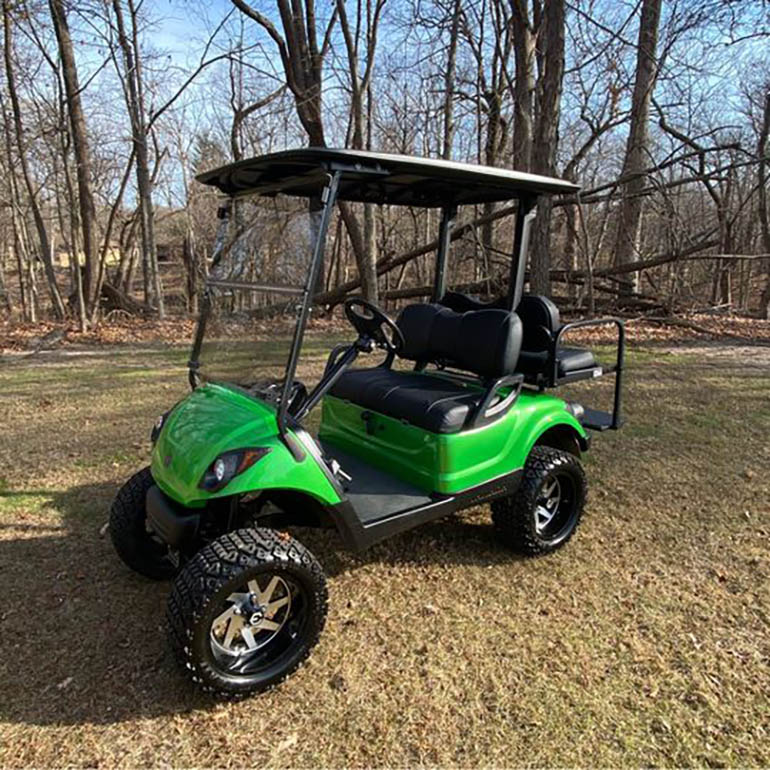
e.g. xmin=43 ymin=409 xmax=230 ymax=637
xmin=0 ymin=481 xmax=210 ymax=726
xmin=0 ymin=479 xmax=519 ymax=728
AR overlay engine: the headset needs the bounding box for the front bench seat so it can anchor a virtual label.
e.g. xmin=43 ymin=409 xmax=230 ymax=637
xmin=329 ymin=303 xmax=522 ymax=434
xmin=329 ymin=368 xmax=490 ymax=433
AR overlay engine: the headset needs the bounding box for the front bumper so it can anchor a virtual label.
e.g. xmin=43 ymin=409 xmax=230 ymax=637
xmin=146 ymin=485 xmax=200 ymax=548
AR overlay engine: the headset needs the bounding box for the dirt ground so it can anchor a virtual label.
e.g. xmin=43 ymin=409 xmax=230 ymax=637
xmin=0 ymin=330 xmax=768 ymax=767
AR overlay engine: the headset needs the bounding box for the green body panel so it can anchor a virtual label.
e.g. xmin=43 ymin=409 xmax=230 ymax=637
xmin=150 ymin=383 xmax=341 ymax=507
xmin=319 ymin=388 xmax=587 ymax=495
xmin=150 ymin=375 xmax=586 ymax=509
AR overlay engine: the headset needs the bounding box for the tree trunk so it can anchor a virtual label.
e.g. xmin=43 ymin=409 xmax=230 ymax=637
xmin=181 ymin=233 xmax=200 ymax=314
xmin=1 ymin=90 xmax=30 ymax=319
xmin=49 ymin=0 xmax=99 ymax=316
xmin=441 ymin=0 xmax=461 ymax=160
xmin=482 ymin=90 xmax=505 ymax=255
xmin=3 ymin=2 xmax=66 ymax=319
xmin=510 ymin=0 xmax=535 ymax=172
xmin=336 ymin=0 xmax=382 ymax=303
xmin=757 ymin=89 xmax=770 ymax=319
xmin=112 ymin=0 xmax=164 ymax=318
xmin=612 ymin=0 xmax=663 ymax=295
xmin=0 ymin=252 xmax=11 ymax=314
xmin=57 ymin=106 xmax=88 ymax=332
xmin=529 ymin=0 xmax=566 ymax=295
xmin=564 ymin=202 xmax=579 ymax=303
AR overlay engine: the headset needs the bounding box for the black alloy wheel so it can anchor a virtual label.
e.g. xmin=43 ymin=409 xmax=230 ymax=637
xmin=491 ymin=446 xmax=587 ymax=555
xmin=167 ymin=528 xmax=327 ymax=698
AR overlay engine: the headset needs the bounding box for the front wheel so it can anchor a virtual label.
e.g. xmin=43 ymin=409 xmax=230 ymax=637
xmin=109 ymin=467 xmax=178 ymax=580
xmin=492 ymin=446 xmax=587 ymax=555
xmin=167 ymin=528 xmax=328 ymax=698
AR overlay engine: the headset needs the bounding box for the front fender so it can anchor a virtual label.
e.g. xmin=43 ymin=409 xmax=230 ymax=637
xmin=153 ymin=430 xmax=342 ymax=508
xmin=150 ymin=383 xmax=342 ymax=507
xmin=206 ymin=432 xmax=342 ymax=506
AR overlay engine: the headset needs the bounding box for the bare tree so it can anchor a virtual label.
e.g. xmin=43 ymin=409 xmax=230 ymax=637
xmin=1 ymin=90 xmax=36 ymax=320
xmin=49 ymin=0 xmax=99 ymax=318
xmin=230 ymin=0 xmax=333 ymax=146
xmin=510 ymin=0 xmax=535 ymax=172
xmin=758 ymin=86 xmax=770 ymax=318
xmin=230 ymin=0 xmax=382 ymax=300
xmin=611 ymin=0 xmax=663 ymax=295
xmin=441 ymin=0 xmax=462 ymax=160
xmin=337 ymin=0 xmax=387 ymax=303
xmin=3 ymin=0 xmax=66 ymax=319
xmin=528 ymin=0 xmax=566 ymax=295
xmin=110 ymin=0 xmax=164 ymax=317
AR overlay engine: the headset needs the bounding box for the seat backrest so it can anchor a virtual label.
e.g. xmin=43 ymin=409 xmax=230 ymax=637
xmin=516 ymin=294 xmax=560 ymax=352
xmin=396 ymin=303 xmax=522 ymax=380
xmin=440 ymin=290 xmax=507 ymax=313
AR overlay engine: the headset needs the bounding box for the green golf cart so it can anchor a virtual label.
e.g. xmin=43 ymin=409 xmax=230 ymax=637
xmin=109 ymin=149 xmax=625 ymax=698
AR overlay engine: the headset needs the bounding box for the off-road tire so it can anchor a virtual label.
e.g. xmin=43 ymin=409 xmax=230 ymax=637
xmin=167 ymin=528 xmax=328 ymax=699
xmin=109 ymin=466 xmax=177 ymax=580
xmin=492 ymin=446 xmax=586 ymax=556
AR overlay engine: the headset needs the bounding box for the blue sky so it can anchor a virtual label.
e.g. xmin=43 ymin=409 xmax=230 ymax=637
xmin=147 ymin=0 xmax=236 ymax=58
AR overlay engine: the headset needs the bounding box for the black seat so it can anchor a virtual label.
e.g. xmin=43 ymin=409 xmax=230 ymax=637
xmin=329 ymin=368 xmax=491 ymax=433
xmin=329 ymin=303 xmax=522 ymax=434
xmin=441 ymin=292 xmax=598 ymax=382
xmin=515 ymin=294 xmax=597 ymax=380
xmin=517 ymin=345 xmax=597 ymax=377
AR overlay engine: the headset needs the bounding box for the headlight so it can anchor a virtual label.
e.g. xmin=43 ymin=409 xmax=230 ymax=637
xmin=199 ymin=448 xmax=271 ymax=492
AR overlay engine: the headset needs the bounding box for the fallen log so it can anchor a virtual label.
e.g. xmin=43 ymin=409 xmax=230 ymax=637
xmin=100 ymin=282 xmax=148 ymax=316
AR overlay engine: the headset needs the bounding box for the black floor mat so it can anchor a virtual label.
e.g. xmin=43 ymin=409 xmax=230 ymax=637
xmin=318 ymin=441 xmax=433 ymax=524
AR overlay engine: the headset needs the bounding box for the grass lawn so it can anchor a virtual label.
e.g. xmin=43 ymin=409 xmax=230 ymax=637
xmin=0 ymin=334 xmax=768 ymax=767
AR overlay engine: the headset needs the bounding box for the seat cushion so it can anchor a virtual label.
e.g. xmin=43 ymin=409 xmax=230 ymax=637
xmin=517 ymin=347 xmax=597 ymax=378
xmin=516 ymin=294 xmax=560 ymax=355
xmin=557 ymin=347 xmax=597 ymax=375
xmin=516 ymin=294 xmax=560 ymax=334
xmin=329 ymin=367 xmax=493 ymax=434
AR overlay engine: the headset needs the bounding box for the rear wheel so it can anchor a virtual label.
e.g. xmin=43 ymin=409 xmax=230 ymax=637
xmin=167 ymin=528 xmax=327 ymax=698
xmin=492 ymin=446 xmax=586 ymax=555
xmin=109 ymin=467 xmax=177 ymax=579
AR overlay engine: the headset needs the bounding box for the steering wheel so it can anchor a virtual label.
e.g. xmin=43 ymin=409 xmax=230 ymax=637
xmin=343 ymin=297 xmax=405 ymax=354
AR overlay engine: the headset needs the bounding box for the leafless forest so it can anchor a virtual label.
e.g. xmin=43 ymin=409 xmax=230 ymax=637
xmin=1 ymin=0 xmax=769 ymax=330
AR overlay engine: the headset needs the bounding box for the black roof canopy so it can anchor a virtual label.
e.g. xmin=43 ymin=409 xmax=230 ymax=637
xmin=196 ymin=148 xmax=580 ymax=206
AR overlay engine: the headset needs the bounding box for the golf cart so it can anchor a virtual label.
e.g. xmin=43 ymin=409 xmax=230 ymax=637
xmin=109 ymin=149 xmax=625 ymax=698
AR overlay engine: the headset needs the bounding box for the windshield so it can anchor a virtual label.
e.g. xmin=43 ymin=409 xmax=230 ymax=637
xmin=194 ymin=195 xmax=323 ymax=390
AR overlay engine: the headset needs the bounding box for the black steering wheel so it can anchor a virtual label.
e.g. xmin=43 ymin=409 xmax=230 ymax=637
xmin=343 ymin=297 xmax=405 ymax=354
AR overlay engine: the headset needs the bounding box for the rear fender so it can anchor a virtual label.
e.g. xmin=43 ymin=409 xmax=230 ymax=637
xmin=522 ymin=411 xmax=589 ymax=459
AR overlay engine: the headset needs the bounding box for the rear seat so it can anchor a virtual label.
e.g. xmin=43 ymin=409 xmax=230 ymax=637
xmin=441 ymin=291 xmax=598 ymax=382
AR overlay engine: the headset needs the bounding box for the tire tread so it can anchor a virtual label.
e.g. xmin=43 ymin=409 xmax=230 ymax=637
xmin=491 ymin=446 xmax=586 ymax=556
xmin=109 ymin=466 xmax=177 ymax=580
xmin=167 ymin=527 xmax=328 ymax=699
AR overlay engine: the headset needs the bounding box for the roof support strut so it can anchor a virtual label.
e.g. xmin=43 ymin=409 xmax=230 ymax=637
xmin=508 ymin=196 xmax=537 ymax=310
xmin=432 ymin=204 xmax=457 ymax=302
xmin=277 ymin=170 xmax=341 ymax=457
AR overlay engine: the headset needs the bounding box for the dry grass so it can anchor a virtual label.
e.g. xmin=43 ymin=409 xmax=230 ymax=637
xmin=0 ymin=334 xmax=768 ymax=767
